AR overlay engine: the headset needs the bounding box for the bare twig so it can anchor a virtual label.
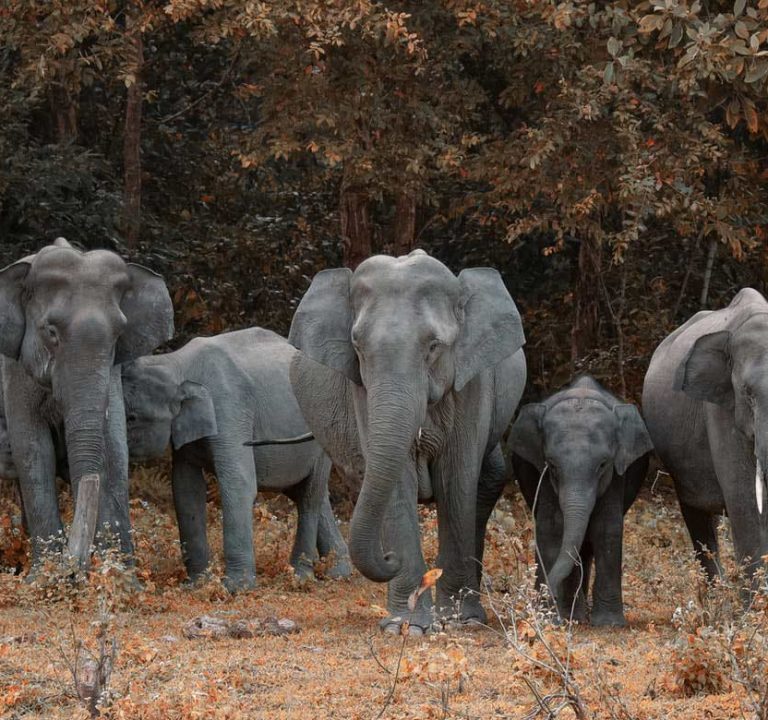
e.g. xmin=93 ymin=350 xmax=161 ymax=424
xmin=672 ymin=229 xmax=703 ymax=319
xmin=700 ymin=236 xmax=717 ymax=309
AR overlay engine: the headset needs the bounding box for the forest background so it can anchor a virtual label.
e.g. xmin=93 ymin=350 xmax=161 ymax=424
xmin=3 ymin=0 xmax=768 ymax=402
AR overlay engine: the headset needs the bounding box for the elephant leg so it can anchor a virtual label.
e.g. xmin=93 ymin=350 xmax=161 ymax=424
xmin=5 ymin=370 xmax=61 ymax=568
xmin=99 ymin=368 xmax=133 ymax=558
xmin=433 ymin=449 xmax=485 ymax=625
xmin=316 ymin=496 xmax=352 ymax=579
xmin=211 ymin=444 xmax=258 ymax=592
xmin=706 ymin=403 xmax=765 ymax=581
xmin=561 ymin=541 xmax=591 ymax=624
xmin=284 ymin=477 xmax=321 ymax=581
xmin=679 ymin=502 xmax=722 ymax=581
xmin=588 ymin=481 xmax=627 ymax=627
xmin=381 ymin=463 xmax=431 ymax=634
xmin=172 ymin=455 xmax=210 ymax=581
xmin=475 ymin=444 xmax=507 ymax=588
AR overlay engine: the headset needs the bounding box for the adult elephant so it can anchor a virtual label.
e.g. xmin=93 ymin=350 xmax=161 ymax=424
xmin=508 ymin=376 xmax=652 ymax=626
xmin=643 ymin=288 xmax=768 ymax=581
xmin=288 ymin=250 xmax=526 ymax=633
xmin=0 ymin=238 xmax=174 ymax=572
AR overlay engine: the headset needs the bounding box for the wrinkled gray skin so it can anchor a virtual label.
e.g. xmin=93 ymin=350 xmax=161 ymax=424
xmin=121 ymin=327 xmax=352 ymax=592
xmin=0 ymin=238 xmax=174 ymax=569
xmin=508 ymin=376 xmax=652 ymax=626
xmin=643 ymin=288 xmax=768 ymax=582
xmin=0 ymin=377 xmax=16 ymax=482
xmin=289 ymin=250 xmax=526 ymax=634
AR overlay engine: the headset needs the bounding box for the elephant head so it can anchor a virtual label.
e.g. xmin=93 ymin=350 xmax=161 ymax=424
xmin=122 ymin=356 xmax=217 ymax=460
xmin=289 ymin=250 xmax=525 ymax=582
xmin=0 ymin=238 xmax=173 ymax=529
xmin=509 ymin=391 xmax=652 ymax=605
xmin=675 ymin=304 xmax=768 ymax=513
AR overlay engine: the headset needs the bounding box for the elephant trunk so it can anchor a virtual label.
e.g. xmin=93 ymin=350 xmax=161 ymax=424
xmin=349 ymin=378 xmax=424 ymax=582
xmin=54 ymin=316 xmax=116 ymax=565
xmin=546 ymin=484 xmax=596 ymax=608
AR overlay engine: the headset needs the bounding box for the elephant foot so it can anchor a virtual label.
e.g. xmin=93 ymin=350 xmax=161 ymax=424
xmin=590 ymin=606 xmax=626 ymax=627
xmin=292 ymin=562 xmax=317 ymax=584
xmin=324 ymin=555 xmax=353 ymax=580
xmin=435 ymin=589 xmax=487 ymax=627
xmin=222 ymin=572 xmax=257 ymax=594
xmin=379 ymin=608 xmax=435 ymax=636
xmin=557 ymin=597 xmax=588 ymax=624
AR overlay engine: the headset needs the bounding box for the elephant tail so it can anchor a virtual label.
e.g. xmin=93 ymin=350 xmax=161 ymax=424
xmin=244 ymin=432 xmax=315 ymax=447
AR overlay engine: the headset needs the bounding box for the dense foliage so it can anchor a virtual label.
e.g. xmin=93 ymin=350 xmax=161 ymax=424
xmin=2 ymin=0 xmax=768 ymax=399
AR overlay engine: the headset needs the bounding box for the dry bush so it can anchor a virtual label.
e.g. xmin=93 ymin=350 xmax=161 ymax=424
xmin=482 ymin=562 xmax=587 ymax=719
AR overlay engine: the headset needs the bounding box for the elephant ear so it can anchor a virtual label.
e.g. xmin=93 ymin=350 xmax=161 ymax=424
xmin=0 ymin=260 xmax=32 ymax=360
xmin=288 ymin=268 xmax=361 ymax=385
xmin=507 ymin=403 xmax=547 ymax=471
xmin=673 ymin=330 xmax=732 ymax=406
xmin=613 ymin=404 xmax=654 ymax=476
xmin=455 ymin=268 xmax=525 ymax=392
xmin=171 ymin=381 xmax=218 ymax=449
xmin=115 ymin=264 xmax=175 ymax=364
xmin=290 ymin=352 xmax=365 ymax=487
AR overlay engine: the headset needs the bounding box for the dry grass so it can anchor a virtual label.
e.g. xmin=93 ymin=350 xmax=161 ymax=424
xmin=0 ymin=467 xmax=761 ymax=719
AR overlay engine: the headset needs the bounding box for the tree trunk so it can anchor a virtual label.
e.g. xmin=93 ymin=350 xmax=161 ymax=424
xmin=393 ymin=192 xmax=416 ymax=256
xmin=122 ymin=8 xmax=144 ymax=251
xmin=48 ymin=83 xmax=78 ymax=142
xmin=700 ymin=237 xmax=717 ymax=309
xmin=571 ymin=235 xmax=602 ymax=362
xmin=340 ymin=182 xmax=372 ymax=270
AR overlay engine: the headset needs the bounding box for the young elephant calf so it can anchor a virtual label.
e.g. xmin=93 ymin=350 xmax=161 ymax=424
xmin=122 ymin=327 xmax=351 ymax=591
xmin=507 ymin=376 xmax=653 ymax=626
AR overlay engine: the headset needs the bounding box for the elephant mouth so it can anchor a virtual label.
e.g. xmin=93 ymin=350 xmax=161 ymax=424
xmin=411 ymin=395 xmax=454 ymax=461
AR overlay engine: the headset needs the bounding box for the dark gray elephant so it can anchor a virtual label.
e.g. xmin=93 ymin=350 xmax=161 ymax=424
xmin=0 ymin=238 xmax=174 ymax=571
xmin=288 ymin=250 xmax=526 ymax=633
xmin=508 ymin=376 xmax=652 ymax=626
xmin=121 ymin=327 xmax=351 ymax=591
xmin=643 ymin=288 xmax=768 ymax=581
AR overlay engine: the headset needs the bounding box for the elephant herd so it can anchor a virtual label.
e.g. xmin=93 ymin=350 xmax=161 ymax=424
xmin=0 ymin=239 xmax=766 ymax=634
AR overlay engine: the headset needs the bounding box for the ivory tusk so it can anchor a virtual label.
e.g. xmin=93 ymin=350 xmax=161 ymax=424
xmin=757 ymin=459 xmax=764 ymax=515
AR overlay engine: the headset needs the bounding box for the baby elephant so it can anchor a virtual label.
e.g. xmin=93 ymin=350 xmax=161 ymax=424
xmin=122 ymin=327 xmax=352 ymax=591
xmin=508 ymin=376 xmax=653 ymax=626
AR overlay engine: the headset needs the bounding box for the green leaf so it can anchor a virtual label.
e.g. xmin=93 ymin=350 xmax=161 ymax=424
xmin=735 ymin=20 xmax=749 ymax=39
xmin=607 ymin=36 xmax=621 ymax=57
xmin=735 ymin=0 xmax=747 ymax=16
xmin=604 ymin=61 xmax=615 ymax=84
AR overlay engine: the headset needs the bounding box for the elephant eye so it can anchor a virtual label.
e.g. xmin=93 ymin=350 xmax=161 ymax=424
xmin=427 ymin=339 xmax=443 ymax=359
xmin=44 ymin=325 xmax=59 ymax=347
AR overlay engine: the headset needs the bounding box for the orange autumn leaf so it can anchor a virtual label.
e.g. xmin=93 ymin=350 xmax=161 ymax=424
xmin=407 ymin=568 xmax=442 ymax=611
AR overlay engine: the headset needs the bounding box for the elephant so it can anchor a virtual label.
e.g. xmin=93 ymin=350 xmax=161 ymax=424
xmin=121 ymin=327 xmax=352 ymax=591
xmin=287 ymin=249 xmax=527 ymax=633
xmin=508 ymin=376 xmax=653 ymax=626
xmin=643 ymin=287 xmax=768 ymax=582
xmin=0 ymin=238 xmax=174 ymax=572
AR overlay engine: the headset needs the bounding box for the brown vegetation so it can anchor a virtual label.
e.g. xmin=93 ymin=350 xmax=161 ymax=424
xmin=1 ymin=467 xmax=765 ymax=719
